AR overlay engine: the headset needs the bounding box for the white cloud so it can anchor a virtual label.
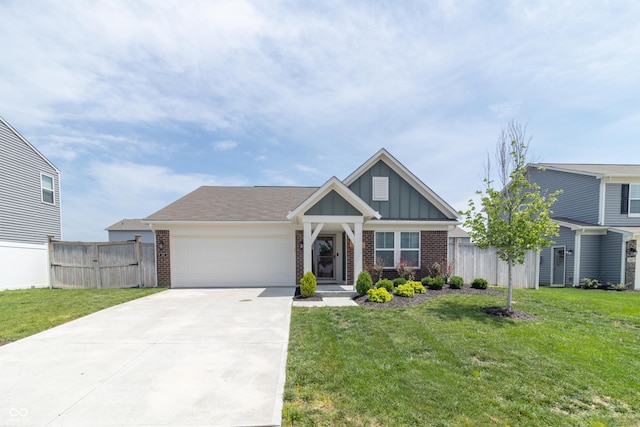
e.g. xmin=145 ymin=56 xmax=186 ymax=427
xmin=61 ymin=161 xmax=248 ymax=241
xmin=213 ymin=140 xmax=239 ymax=151
xmin=295 ymin=164 xmax=318 ymax=174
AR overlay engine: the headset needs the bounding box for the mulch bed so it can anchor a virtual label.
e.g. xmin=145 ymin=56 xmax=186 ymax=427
xmin=353 ymin=287 xmax=504 ymax=308
xmin=353 ymin=287 xmax=537 ymax=320
xmin=481 ymin=306 xmax=537 ymax=320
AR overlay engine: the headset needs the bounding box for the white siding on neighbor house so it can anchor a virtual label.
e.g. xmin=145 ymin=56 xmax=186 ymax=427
xmin=0 ymin=119 xmax=61 ymax=245
xmin=0 ymin=240 xmax=49 ymax=290
xmin=169 ymin=224 xmax=296 ymax=287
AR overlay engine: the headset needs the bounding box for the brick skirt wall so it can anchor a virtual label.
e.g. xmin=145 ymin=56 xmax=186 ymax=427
xmin=155 ymin=230 xmax=171 ymax=287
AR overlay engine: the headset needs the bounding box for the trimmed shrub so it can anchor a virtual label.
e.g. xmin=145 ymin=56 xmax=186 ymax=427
xmin=407 ymin=280 xmax=426 ymax=294
xmin=356 ymin=271 xmax=373 ymax=296
xmin=300 ymin=272 xmax=317 ymax=297
xmin=449 ymin=276 xmax=464 ymax=289
xmin=367 ymin=287 xmax=393 ymax=303
xmin=580 ymin=277 xmax=599 ymax=289
xmin=471 ymin=278 xmax=488 ymax=290
xmin=394 ymin=283 xmax=415 ymax=298
xmin=422 ymin=276 xmax=444 ymax=290
xmin=392 ymin=277 xmax=407 ymax=287
xmin=375 ymin=279 xmax=394 ymax=292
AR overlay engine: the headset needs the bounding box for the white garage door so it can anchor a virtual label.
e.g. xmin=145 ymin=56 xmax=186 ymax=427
xmin=171 ymin=232 xmax=295 ymax=287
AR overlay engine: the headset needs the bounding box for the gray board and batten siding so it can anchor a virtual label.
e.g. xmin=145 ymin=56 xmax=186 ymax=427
xmin=527 ymin=167 xmax=600 ymax=224
xmin=348 ymin=160 xmax=449 ymax=220
xmin=0 ymin=117 xmax=61 ymax=244
xmin=305 ymin=190 xmax=362 ymax=216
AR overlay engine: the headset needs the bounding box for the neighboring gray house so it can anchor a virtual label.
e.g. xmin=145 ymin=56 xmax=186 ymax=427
xmin=106 ymin=219 xmax=154 ymax=243
xmin=528 ymin=164 xmax=640 ymax=289
xmin=0 ymin=116 xmax=61 ymax=290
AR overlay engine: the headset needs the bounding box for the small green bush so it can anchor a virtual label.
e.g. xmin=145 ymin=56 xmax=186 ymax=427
xmin=471 ymin=278 xmax=488 ymax=290
xmin=449 ymin=276 xmax=464 ymax=289
xmin=375 ymin=279 xmax=394 ymax=292
xmin=406 ymin=280 xmax=426 ymax=294
xmin=356 ymin=271 xmax=373 ymax=296
xmin=394 ymin=284 xmax=415 ymax=298
xmin=422 ymin=276 xmax=444 ymax=290
xmin=392 ymin=277 xmax=407 ymax=287
xmin=580 ymin=277 xmax=599 ymax=289
xmin=367 ymin=287 xmax=393 ymax=303
xmin=300 ymin=272 xmax=317 ymax=297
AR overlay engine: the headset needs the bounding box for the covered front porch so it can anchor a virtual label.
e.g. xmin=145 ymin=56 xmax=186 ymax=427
xmin=286 ymin=176 xmax=381 ymax=286
xmin=295 ymin=216 xmax=367 ymax=286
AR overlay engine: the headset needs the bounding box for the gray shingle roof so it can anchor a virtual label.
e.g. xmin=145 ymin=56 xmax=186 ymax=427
xmin=105 ymin=219 xmax=150 ymax=231
xmin=534 ymin=163 xmax=640 ymax=177
xmin=144 ymin=186 xmax=318 ymax=222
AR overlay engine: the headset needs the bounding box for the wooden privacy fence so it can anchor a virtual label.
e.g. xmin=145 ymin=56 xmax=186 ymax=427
xmin=48 ymin=236 xmax=156 ymax=289
xmin=450 ymin=243 xmax=539 ymax=289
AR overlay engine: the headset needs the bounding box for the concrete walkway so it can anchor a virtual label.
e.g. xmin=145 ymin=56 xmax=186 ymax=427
xmin=0 ymin=288 xmax=294 ymax=427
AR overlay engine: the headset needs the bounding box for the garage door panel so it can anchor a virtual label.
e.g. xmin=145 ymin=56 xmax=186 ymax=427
xmin=171 ymin=234 xmax=294 ymax=287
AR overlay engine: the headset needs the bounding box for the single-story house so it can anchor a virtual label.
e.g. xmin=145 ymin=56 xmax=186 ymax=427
xmin=144 ymin=149 xmax=460 ymax=288
xmin=105 ymin=219 xmax=155 ymax=243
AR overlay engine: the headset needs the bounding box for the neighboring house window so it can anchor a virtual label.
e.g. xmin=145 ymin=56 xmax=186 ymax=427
xmin=41 ymin=173 xmax=55 ymax=204
xmin=372 ymin=176 xmax=389 ymax=201
xmin=375 ymin=231 xmax=420 ymax=268
xmin=622 ymin=183 xmax=640 ymax=215
xmin=630 ymin=184 xmax=640 ymax=215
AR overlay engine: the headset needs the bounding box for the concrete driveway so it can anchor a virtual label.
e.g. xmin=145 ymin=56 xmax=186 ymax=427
xmin=0 ymin=287 xmax=294 ymax=427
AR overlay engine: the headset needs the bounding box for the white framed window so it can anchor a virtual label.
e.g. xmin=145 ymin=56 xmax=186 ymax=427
xmin=41 ymin=173 xmax=55 ymax=204
xmin=630 ymin=184 xmax=640 ymax=216
xmin=372 ymin=176 xmax=389 ymax=201
xmin=375 ymin=231 xmax=420 ymax=268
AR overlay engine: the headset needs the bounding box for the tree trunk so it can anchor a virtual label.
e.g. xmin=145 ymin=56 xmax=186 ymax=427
xmin=507 ymin=258 xmax=513 ymax=312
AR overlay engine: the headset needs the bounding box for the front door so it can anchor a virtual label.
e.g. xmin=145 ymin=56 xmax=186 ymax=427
xmin=315 ymin=236 xmax=335 ymax=280
xmin=552 ymin=247 xmax=565 ymax=287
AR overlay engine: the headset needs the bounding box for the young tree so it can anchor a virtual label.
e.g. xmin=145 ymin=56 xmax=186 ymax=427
xmin=461 ymin=121 xmax=561 ymax=312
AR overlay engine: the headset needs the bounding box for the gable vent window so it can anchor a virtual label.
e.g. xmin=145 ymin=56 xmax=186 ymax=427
xmin=41 ymin=173 xmax=55 ymax=204
xmin=372 ymin=176 xmax=389 ymax=201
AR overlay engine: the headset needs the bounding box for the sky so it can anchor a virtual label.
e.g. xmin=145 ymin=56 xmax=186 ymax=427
xmin=1 ymin=0 xmax=639 ymax=241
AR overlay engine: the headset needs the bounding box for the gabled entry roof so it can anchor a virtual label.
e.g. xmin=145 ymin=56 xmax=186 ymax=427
xmin=286 ymin=176 xmax=381 ymax=223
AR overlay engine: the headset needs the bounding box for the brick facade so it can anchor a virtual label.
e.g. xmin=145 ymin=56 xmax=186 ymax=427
xmin=155 ymin=230 xmax=171 ymax=287
xmin=364 ymin=229 xmax=449 ymax=281
xmin=421 ymin=230 xmax=448 ymax=279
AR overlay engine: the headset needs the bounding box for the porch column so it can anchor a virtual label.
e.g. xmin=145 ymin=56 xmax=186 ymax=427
xmin=574 ymin=231 xmax=582 ymax=288
xmin=303 ymin=222 xmax=312 ymax=274
xmin=353 ymin=222 xmax=363 ymax=284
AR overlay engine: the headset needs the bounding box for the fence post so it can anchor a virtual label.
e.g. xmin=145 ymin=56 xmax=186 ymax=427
xmin=48 ymin=236 xmax=55 ymax=289
xmin=93 ymin=243 xmax=101 ymax=288
xmin=134 ymin=235 xmax=142 ymax=287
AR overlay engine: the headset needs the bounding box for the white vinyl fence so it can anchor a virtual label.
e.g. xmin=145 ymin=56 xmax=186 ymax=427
xmin=450 ymin=243 xmax=539 ymax=289
xmin=49 ymin=236 xmax=156 ymax=289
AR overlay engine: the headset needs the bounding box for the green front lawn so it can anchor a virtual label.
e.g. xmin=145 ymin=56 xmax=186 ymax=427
xmin=283 ymin=288 xmax=640 ymax=426
xmin=0 ymin=287 xmax=165 ymax=343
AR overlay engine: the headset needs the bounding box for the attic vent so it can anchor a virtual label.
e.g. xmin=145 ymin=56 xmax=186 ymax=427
xmin=372 ymin=176 xmax=389 ymax=201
